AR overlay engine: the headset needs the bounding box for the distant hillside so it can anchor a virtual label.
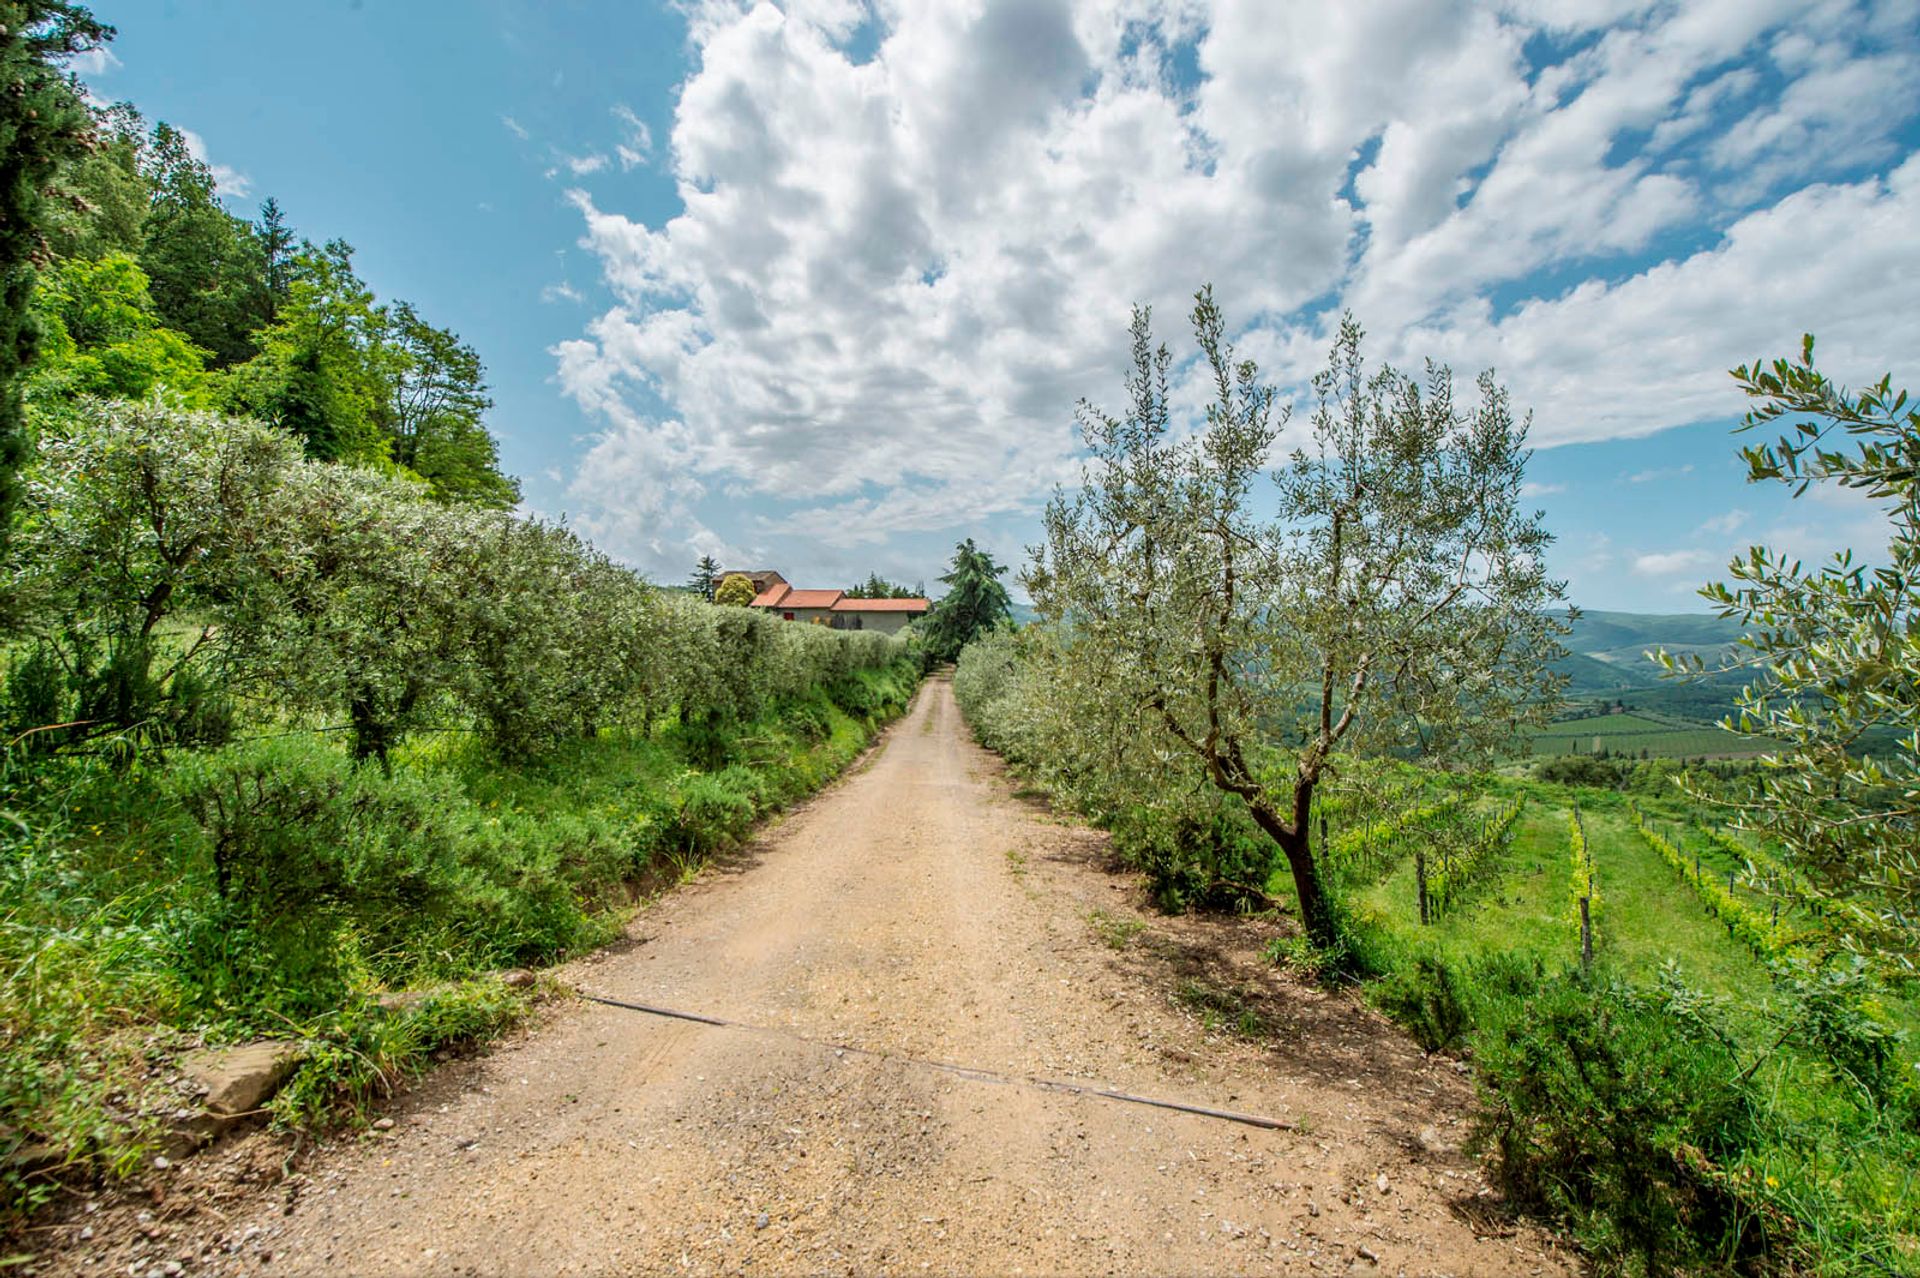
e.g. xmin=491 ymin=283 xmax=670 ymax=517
xmin=1549 ymin=609 xmax=1753 ymax=723
xmin=1564 ymin=609 xmax=1744 ymax=670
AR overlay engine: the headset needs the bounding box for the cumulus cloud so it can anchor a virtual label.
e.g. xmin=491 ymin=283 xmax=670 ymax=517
xmin=552 ymin=0 xmax=1920 ymax=578
xmin=1633 ymin=549 xmax=1716 ymax=577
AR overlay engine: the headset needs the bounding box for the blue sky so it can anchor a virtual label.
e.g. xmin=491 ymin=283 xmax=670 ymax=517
xmin=78 ymin=0 xmax=1920 ymax=610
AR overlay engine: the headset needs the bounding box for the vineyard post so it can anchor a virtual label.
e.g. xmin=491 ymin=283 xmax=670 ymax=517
xmin=1579 ymin=896 xmax=1593 ymax=970
xmin=1416 ymin=846 xmax=1429 ymax=925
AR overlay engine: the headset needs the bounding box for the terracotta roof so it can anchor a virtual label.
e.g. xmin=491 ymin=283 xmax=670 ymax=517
xmin=751 ymin=583 xmax=791 ymax=607
xmin=768 ymin=589 xmax=844 ymax=609
xmin=831 ymin=597 xmax=930 ymax=612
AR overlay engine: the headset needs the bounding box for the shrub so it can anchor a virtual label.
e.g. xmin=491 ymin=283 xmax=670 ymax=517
xmin=1373 ymin=953 xmax=1474 ymax=1053
xmin=1472 ymin=970 xmax=1773 ymax=1274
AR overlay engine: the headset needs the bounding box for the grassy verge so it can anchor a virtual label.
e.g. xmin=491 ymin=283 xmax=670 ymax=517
xmin=0 ymin=657 xmax=922 ymax=1223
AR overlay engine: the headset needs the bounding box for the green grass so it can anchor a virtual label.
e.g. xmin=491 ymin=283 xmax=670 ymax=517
xmin=1267 ymin=772 xmax=1920 ymax=1273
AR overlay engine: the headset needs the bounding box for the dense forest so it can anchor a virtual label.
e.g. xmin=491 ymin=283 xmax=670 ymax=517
xmin=29 ymin=106 xmax=520 ymax=508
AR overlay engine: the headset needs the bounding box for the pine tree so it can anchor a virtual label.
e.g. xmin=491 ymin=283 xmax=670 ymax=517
xmin=923 ymin=538 xmax=1011 ymax=661
xmin=1 ymin=1 xmax=112 ymax=566
xmin=256 ymin=195 xmax=294 ymax=323
xmin=689 ymin=555 xmax=721 ymax=601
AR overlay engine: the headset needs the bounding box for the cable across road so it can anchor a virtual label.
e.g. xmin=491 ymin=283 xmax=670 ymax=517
xmin=576 ymin=990 xmax=1294 ymax=1132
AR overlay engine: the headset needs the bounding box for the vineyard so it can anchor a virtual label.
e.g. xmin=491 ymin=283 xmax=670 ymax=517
xmin=1526 ymin=710 xmax=1772 ymax=758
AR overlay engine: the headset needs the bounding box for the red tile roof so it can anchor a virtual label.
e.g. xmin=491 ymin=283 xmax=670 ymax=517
xmin=751 ymin=583 xmax=791 ymax=607
xmin=831 ymin=597 xmax=930 ymax=612
xmin=772 ymin=589 xmax=845 ymax=609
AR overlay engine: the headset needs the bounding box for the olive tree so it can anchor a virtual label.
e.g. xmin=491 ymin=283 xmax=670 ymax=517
xmin=1030 ymin=290 xmax=1566 ymax=949
xmin=232 ymin=462 xmax=478 ymax=767
xmin=9 ymin=398 xmax=296 ymax=748
xmin=1662 ymin=338 xmax=1919 ymax=968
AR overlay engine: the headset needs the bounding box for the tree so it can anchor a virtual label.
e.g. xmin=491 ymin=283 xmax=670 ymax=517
xmin=1661 ymin=337 xmax=1920 ymax=969
xmin=138 ymin=121 xmax=264 ymax=367
xmin=923 ymin=539 xmax=1010 ymax=661
xmin=714 ymin=572 xmax=757 ymax=606
xmin=381 ymin=301 xmax=518 ymax=507
xmin=845 ymin=572 xmax=920 ymax=599
xmin=8 ymin=399 xmax=298 ymax=750
xmin=26 ymin=251 xmax=211 ymax=405
xmin=219 ymin=239 xmax=394 ymax=463
xmin=1031 ymin=291 xmax=1565 ymax=950
xmin=689 ymin=555 xmax=722 ymax=601
xmin=255 ymin=196 xmax=294 ymax=323
xmin=44 ymin=99 xmax=146 ymax=262
xmin=1 ymin=0 xmax=113 ymax=562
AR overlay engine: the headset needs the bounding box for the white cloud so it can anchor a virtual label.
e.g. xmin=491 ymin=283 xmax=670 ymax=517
xmin=1633 ymin=548 xmax=1716 ymax=577
xmin=503 ymin=115 xmax=531 ymax=140
xmin=554 ymin=0 xmax=1920 ymax=577
xmin=1521 ymin=481 xmax=1566 ymax=497
xmin=178 ymin=128 xmax=250 ymax=200
xmin=66 ymin=45 xmax=121 ymax=76
xmin=613 ymin=104 xmax=653 ymax=170
xmin=542 ymin=281 xmax=586 ymax=304
xmin=563 ymin=152 xmax=609 ymax=176
xmin=1697 ymin=508 xmax=1749 ymax=536
xmin=1627 ymin=463 xmax=1696 ymax=484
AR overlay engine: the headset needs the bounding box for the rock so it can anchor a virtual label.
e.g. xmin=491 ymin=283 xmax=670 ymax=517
xmin=152 ymin=1155 xmax=172 ymax=1171
xmin=1356 ymin=1243 xmax=1379 ymax=1265
xmin=371 ymin=1118 xmax=395 ymax=1131
xmin=1416 ymin=1125 xmax=1447 ymax=1154
xmin=375 ymin=990 xmax=430 ymax=1013
xmin=181 ymin=1041 xmax=304 ymax=1121
xmin=1374 ymin=1172 xmax=1389 ymax=1194
xmin=499 ymin=968 xmax=536 ymax=989
xmin=1306 ymin=1200 xmax=1320 ymax=1218
xmin=755 ymin=1213 xmax=769 ymax=1230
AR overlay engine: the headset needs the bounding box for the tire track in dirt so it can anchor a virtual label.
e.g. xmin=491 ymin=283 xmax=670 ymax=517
xmin=69 ymin=674 xmax=1575 ymax=1276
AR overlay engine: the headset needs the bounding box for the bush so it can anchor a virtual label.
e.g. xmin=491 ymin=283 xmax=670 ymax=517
xmin=1373 ymin=953 xmax=1475 ymax=1053
xmin=1472 ymin=970 xmax=1774 ymax=1274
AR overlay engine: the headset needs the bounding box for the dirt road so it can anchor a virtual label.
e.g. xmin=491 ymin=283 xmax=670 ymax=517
xmin=91 ymin=676 xmax=1573 ymax=1276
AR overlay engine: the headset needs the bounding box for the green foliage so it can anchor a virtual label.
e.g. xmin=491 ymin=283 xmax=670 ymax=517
xmin=0 ymin=0 xmax=114 ymax=554
xmin=1658 ymin=337 xmax=1920 ymax=972
xmin=137 ymin=122 xmax=265 ymax=368
xmin=921 ymin=538 xmax=1010 ymax=662
xmin=844 ymin=571 xmax=922 ymax=599
xmin=10 ymin=399 xmax=300 ymax=749
xmin=1423 ymin=794 xmax=1524 ymax=918
xmin=1473 ymin=969 xmax=1774 ymax=1274
xmin=713 ymin=572 xmax=757 ymax=606
xmin=1568 ymin=806 xmax=1599 ymax=935
xmin=688 ymin=554 xmax=721 ymax=601
xmin=25 ymin=252 xmax=211 ymax=406
xmin=1630 ymin=805 xmax=1795 ymax=966
xmin=26 ymin=99 xmax=521 ymax=508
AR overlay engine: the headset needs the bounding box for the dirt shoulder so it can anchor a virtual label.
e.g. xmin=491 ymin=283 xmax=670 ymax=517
xmin=56 ymin=675 xmax=1575 ymax=1277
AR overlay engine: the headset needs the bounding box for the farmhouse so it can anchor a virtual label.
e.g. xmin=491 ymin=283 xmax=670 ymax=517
xmin=729 ymin=570 xmax=931 ymax=635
